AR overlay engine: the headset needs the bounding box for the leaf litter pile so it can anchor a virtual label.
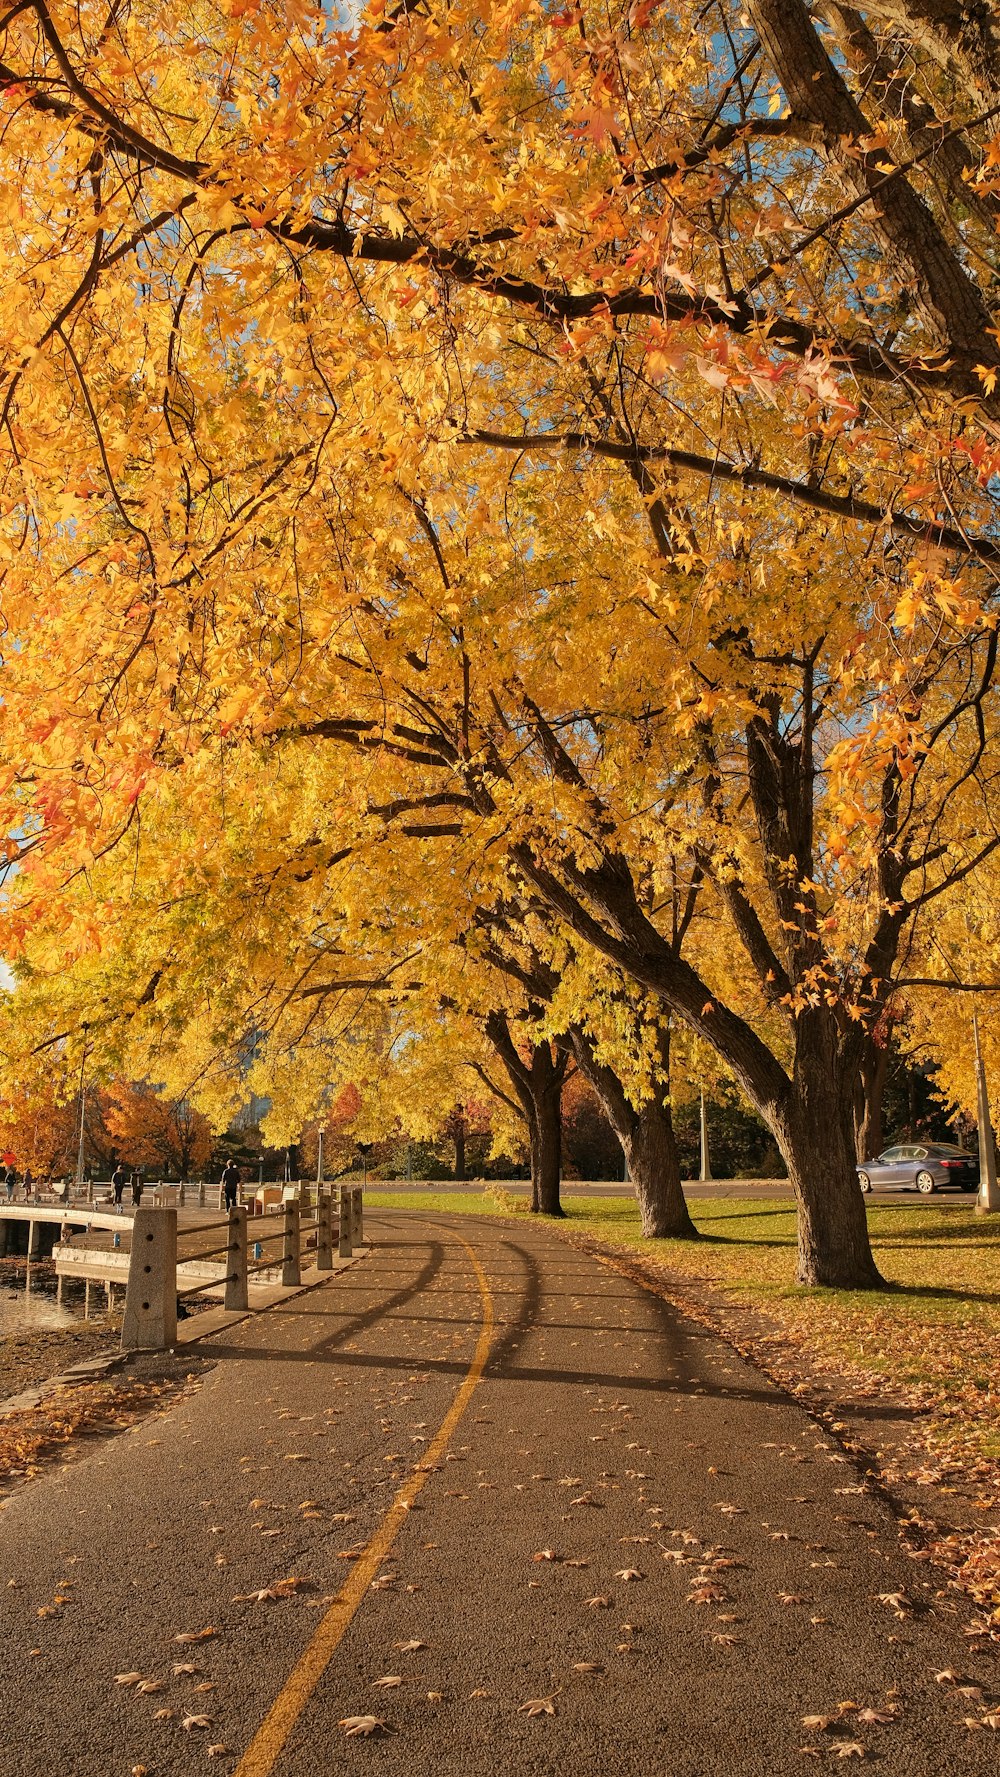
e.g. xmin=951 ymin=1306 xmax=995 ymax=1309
xmin=0 ymin=1366 xmax=199 ymax=1496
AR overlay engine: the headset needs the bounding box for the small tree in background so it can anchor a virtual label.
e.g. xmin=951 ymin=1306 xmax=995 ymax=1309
xmin=104 ymin=1082 xmax=214 ymax=1180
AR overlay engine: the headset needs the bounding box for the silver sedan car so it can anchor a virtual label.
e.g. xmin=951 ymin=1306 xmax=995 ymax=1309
xmin=857 ymin=1142 xmax=979 ymax=1195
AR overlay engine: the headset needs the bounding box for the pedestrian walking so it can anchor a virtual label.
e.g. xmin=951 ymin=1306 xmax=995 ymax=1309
xmin=221 ymin=1159 xmax=241 ymax=1211
xmin=22 ymin=1167 xmax=33 ymax=1202
xmin=131 ymin=1173 xmax=143 ymax=1207
xmin=3 ymin=1166 xmax=15 ymax=1203
xmin=111 ymin=1163 xmax=127 ymax=1212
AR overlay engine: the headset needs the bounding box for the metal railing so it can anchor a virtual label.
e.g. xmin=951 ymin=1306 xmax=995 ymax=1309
xmin=120 ymin=1185 xmax=365 ymax=1352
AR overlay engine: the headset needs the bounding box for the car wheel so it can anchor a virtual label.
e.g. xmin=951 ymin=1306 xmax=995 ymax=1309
xmin=916 ymin=1170 xmax=936 ymax=1194
xmin=858 ymin=1173 xmax=872 ymax=1194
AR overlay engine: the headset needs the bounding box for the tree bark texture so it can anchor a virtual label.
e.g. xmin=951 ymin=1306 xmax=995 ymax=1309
xmin=773 ymin=1016 xmax=884 ymax=1287
xmin=570 ymin=1028 xmax=697 ymax=1239
xmin=484 ymin=1013 xmax=567 ymax=1216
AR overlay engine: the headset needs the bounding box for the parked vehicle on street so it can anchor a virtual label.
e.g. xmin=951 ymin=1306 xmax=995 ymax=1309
xmin=857 ymin=1142 xmax=979 ymax=1195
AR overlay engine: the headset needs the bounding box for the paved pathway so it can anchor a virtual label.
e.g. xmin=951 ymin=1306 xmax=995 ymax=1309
xmin=0 ymin=1211 xmax=995 ymax=1775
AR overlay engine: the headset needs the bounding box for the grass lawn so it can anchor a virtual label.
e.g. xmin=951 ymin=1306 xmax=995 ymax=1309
xmin=367 ymin=1189 xmax=1000 ymax=1489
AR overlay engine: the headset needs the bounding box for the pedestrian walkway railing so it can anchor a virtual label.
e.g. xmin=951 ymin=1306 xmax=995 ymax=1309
xmin=121 ymin=1185 xmax=365 ymax=1352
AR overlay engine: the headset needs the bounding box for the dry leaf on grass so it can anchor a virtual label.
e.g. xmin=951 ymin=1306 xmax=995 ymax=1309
xmin=339 ymin=1716 xmax=391 ymax=1737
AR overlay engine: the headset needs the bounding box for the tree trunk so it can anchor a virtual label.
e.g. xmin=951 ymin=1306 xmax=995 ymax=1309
xmin=483 ymin=1013 xmax=566 ymax=1216
xmin=774 ymin=1019 xmax=884 ymax=1287
xmin=529 ymin=1067 xmax=563 ymax=1216
xmin=621 ymin=1096 xmax=694 ymax=1237
xmin=570 ymin=1027 xmax=697 ymax=1238
xmin=452 ymin=1113 xmax=466 ymax=1182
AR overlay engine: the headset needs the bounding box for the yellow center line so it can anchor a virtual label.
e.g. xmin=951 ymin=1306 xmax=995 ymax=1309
xmin=233 ymin=1230 xmax=495 ymax=1777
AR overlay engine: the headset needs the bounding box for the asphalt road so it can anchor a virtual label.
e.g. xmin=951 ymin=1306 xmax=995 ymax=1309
xmin=0 ymin=1210 xmax=995 ymax=1776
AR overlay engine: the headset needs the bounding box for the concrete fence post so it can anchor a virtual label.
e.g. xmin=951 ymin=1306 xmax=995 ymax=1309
xmin=282 ymin=1198 xmax=301 ymax=1287
xmin=317 ymin=1189 xmax=333 ymax=1271
xmin=198 ymin=1182 xmax=206 ymax=1208
xmin=121 ymin=1208 xmax=177 ymax=1352
xmin=225 ymin=1206 xmax=249 ymax=1310
xmin=337 ymin=1187 xmax=353 ymax=1259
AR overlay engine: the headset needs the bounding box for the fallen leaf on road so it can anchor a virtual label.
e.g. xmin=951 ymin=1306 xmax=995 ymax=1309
xmin=830 ymin=1744 xmax=864 ymax=1760
xmin=115 ymin=1672 xmax=147 ymax=1687
xmin=802 ymin=1716 xmax=834 ymax=1731
xmin=614 ymin=1569 xmax=644 ymax=1582
xmin=171 ymin=1664 xmax=203 ymax=1677
xmin=564 ymin=1558 xmax=590 ymax=1568
xmin=532 ymin=1550 xmax=561 ymax=1563
xmin=875 ymin=1593 xmax=910 ymax=1614
xmin=393 ymin=1640 xmax=427 ymax=1652
xmin=585 ymin=1596 xmax=612 ymax=1608
xmin=181 ymin=1715 xmax=213 ymax=1731
xmin=136 ymin=1681 xmax=163 ymax=1694
xmin=193 ymin=1683 xmax=216 ymax=1694
xmin=207 ymin=1746 xmax=228 ymax=1758
xmin=339 ymin=1717 xmax=391 ymax=1737
xmin=778 ymin=1594 xmax=807 ymax=1606
xmin=572 ymin=1662 xmax=604 ymax=1672
xmin=714 ymin=1503 xmax=746 ymax=1515
xmin=468 ymin=1689 xmax=492 ymax=1698
xmin=712 ymin=1633 xmax=740 ymax=1646
xmin=174 ymin=1629 xmax=217 ymax=1645
xmin=153 ymin=1708 xmax=175 ymax=1720
xmin=856 ymin=1707 xmax=898 ymax=1725
xmin=519 ymin=1693 xmax=559 ymax=1717
xmin=372 ymin=1676 xmax=402 ymax=1689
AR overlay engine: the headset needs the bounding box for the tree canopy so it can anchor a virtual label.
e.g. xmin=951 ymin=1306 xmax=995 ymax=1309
xmin=3 ymin=0 xmax=1000 ymax=1283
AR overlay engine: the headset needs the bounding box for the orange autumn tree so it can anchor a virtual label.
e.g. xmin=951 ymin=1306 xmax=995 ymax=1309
xmin=103 ymin=1082 xmax=213 ymax=1180
xmin=3 ymin=2 xmax=1000 ymax=1282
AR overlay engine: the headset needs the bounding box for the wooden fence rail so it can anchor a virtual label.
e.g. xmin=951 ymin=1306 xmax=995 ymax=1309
xmin=121 ymin=1186 xmax=365 ymax=1352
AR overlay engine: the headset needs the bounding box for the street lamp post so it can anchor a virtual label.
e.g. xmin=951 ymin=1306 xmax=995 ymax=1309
xmin=699 ymin=1091 xmax=712 ymax=1183
xmin=972 ymin=1010 xmax=1000 ymax=1214
xmin=316 ymin=1124 xmax=324 ymax=1185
